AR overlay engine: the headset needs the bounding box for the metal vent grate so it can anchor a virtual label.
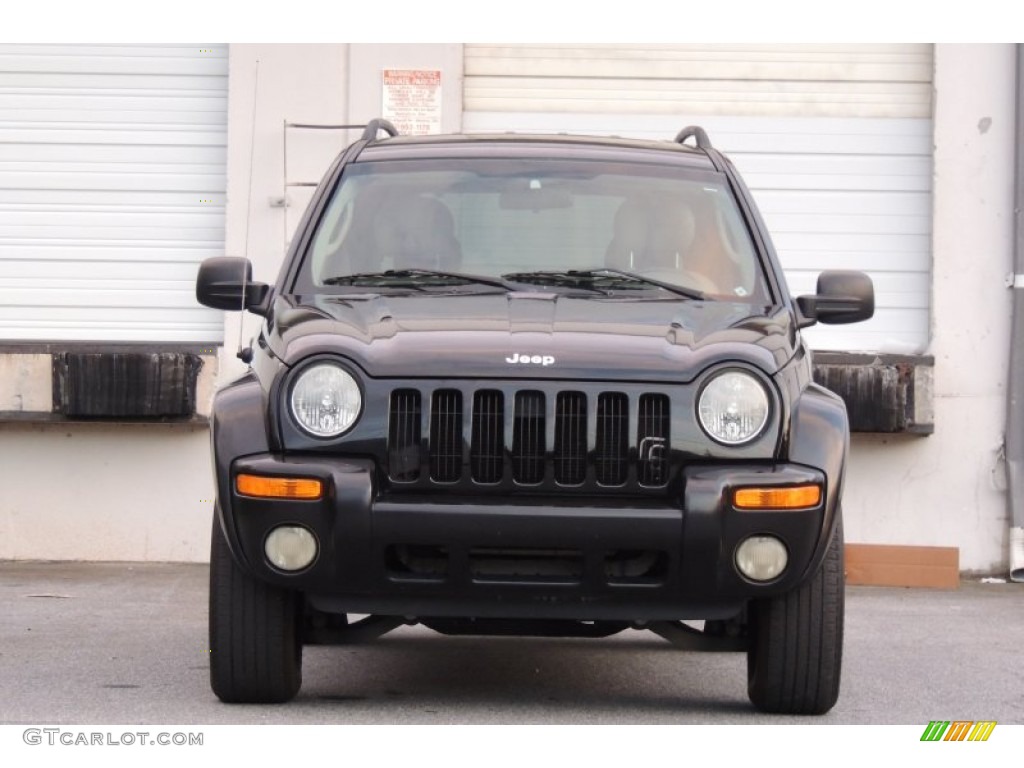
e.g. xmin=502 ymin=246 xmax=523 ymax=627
xmin=388 ymin=389 xmax=422 ymax=481
xmin=637 ymin=393 xmax=670 ymax=486
xmin=512 ymin=391 xmax=546 ymax=484
xmin=595 ymin=392 xmax=629 ymax=485
xmin=471 ymin=390 xmax=505 ymax=483
xmin=429 ymin=389 xmax=463 ymax=482
xmin=554 ymin=391 xmax=587 ymax=485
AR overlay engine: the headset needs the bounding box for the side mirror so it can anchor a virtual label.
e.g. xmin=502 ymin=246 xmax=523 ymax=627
xmin=796 ymin=270 xmax=874 ymax=327
xmin=196 ymin=257 xmax=270 ymax=315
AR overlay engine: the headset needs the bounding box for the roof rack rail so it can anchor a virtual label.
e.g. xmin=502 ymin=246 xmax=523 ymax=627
xmin=361 ymin=119 xmax=399 ymax=142
xmin=674 ymin=126 xmax=711 ymax=150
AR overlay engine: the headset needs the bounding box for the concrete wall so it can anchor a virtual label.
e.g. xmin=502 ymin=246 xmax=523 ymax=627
xmin=841 ymin=44 xmax=1016 ymax=571
xmin=0 ymin=422 xmax=214 ymax=561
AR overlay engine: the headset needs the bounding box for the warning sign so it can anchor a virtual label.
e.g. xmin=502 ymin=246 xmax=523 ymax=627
xmin=381 ymin=69 xmax=442 ymax=136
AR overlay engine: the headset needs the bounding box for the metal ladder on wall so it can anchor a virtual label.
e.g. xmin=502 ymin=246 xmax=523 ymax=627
xmin=278 ymin=120 xmax=400 ymax=254
xmin=279 ymin=122 xmax=359 ymax=255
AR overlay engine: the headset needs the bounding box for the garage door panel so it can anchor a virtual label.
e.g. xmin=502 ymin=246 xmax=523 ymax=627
xmin=1 ymin=258 xmax=208 ymax=281
xmin=466 ymin=44 xmax=932 ymax=84
xmin=466 ymin=77 xmax=929 ymax=118
xmin=754 ymin=190 xmax=932 ymax=218
xmin=0 ymin=48 xmax=226 ymax=77
xmin=0 ymin=126 xmax=227 ymax=147
xmin=0 ymin=143 xmax=227 ymax=164
xmin=0 ymin=43 xmax=227 ymax=343
xmin=0 ymin=310 xmax=222 ymax=343
xmin=0 ymin=243 xmax=222 ymax=263
xmin=778 ymin=249 xmax=931 ymax=273
xmin=0 ymin=209 xmax=225 ymax=229
xmin=462 ymin=111 xmax=931 ymax=156
xmin=762 ymin=212 xmax=931 ymax=236
xmin=4 ymin=285 xmax=202 ymax=309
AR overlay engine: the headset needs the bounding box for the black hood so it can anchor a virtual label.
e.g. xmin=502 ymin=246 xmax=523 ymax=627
xmin=264 ymin=291 xmax=797 ymax=382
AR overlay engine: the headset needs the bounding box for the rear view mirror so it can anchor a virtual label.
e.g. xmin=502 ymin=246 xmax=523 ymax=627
xmin=196 ymin=257 xmax=270 ymax=315
xmin=796 ymin=270 xmax=874 ymax=327
xmin=499 ymin=178 xmax=572 ymax=211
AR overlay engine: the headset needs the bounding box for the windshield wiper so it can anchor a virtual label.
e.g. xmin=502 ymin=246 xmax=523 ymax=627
xmin=500 ymin=270 xmax=610 ymax=295
xmin=503 ymin=268 xmax=706 ymax=300
xmin=323 ymin=269 xmax=518 ymax=291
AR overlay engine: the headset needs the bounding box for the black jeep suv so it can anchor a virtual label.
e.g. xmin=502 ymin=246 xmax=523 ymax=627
xmin=197 ymin=121 xmax=873 ymax=714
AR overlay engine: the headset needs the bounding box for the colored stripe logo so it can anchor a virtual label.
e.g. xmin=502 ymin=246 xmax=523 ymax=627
xmin=921 ymin=721 xmax=997 ymax=742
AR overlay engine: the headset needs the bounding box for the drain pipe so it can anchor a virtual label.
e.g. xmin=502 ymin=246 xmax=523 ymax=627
xmin=1008 ymin=44 xmax=1024 ymax=582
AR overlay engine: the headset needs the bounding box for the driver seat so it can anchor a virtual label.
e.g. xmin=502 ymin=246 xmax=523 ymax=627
xmin=373 ymin=194 xmax=462 ymax=272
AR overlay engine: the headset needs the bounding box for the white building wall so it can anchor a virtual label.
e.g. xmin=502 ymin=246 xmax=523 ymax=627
xmin=842 ymin=44 xmax=1016 ymax=571
xmin=0 ymin=423 xmax=214 ymax=561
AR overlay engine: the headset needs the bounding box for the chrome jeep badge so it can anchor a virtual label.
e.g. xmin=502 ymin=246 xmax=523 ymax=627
xmin=506 ymin=353 xmax=555 ymax=366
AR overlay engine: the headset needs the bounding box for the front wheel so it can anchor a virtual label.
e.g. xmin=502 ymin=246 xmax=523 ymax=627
xmin=209 ymin=516 xmax=303 ymax=703
xmin=747 ymin=516 xmax=844 ymax=715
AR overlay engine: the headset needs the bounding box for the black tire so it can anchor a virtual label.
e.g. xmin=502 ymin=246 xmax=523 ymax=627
xmin=209 ymin=516 xmax=302 ymax=703
xmin=747 ymin=516 xmax=844 ymax=715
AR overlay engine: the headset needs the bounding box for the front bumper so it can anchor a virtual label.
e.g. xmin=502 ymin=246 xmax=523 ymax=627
xmin=219 ymin=454 xmax=832 ymax=622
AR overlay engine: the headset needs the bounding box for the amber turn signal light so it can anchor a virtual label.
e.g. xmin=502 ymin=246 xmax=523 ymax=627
xmin=235 ymin=474 xmax=323 ymax=500
xmin=733 ymin=484 xmax=821 ymax=510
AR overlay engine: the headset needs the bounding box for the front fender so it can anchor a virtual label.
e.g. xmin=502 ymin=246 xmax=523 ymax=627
xmin=210 ymin=374 xmax=271 ymax=570
xmin=788 ymin=382 xmax=849 ymax=575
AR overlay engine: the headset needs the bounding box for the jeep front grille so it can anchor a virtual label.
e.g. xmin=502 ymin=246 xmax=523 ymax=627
xmin=386 ymin=385 xmax=672 ymax=490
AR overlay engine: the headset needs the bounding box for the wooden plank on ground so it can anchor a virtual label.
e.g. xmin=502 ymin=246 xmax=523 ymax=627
xmin=846 ymin=544 xmax=959 ymax=589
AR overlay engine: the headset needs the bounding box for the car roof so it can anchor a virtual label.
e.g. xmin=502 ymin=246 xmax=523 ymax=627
xmin=355 ymin=132 xmax=717 ymax=170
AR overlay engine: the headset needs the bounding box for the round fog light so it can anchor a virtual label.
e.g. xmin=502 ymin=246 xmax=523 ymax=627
xmin=735 ymin=536 xmax=788 ymax=582
xmin=264 ymin=526 xmax=318 ymax=572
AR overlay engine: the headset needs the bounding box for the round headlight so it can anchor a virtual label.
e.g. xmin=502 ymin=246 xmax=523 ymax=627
xmin=697 ymin=370 xmax=770 ymax=445
xmin=290 ymin=363 xmax=361 ymax=437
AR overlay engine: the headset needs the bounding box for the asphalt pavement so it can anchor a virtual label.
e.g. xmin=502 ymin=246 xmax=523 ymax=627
xmin=0 ymin=561 xmax=1021 ymax=725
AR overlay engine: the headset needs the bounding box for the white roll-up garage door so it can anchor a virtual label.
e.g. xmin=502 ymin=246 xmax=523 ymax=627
xmin=0 ymin=43 xmax=228 ymax=343
xmin=463 ymin=44 xmax=933 ymax=354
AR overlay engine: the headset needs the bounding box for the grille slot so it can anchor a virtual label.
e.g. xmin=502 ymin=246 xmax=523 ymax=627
xmin=595 ymin=392 xmax=629 ymax=485
xmin=637 ymin=393 xmax=670 ymax=486
xmin=429 ymin=389 xmax=463 ymax=482
xmin=469 ymin=547 xmax=583 ymax=581
xmin=554 ymin=391 xmax=587 ymax=485
xmin=471 ymin=390 xmax=505 ymax=483
xmin=512 ymin=391 xmax=546 ymax=484
xmin=388 ymin=389 xmax=421 ymax=481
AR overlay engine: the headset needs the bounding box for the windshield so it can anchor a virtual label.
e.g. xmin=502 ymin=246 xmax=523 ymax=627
xmin=299 ymin=158 xmax=769 ymax=302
